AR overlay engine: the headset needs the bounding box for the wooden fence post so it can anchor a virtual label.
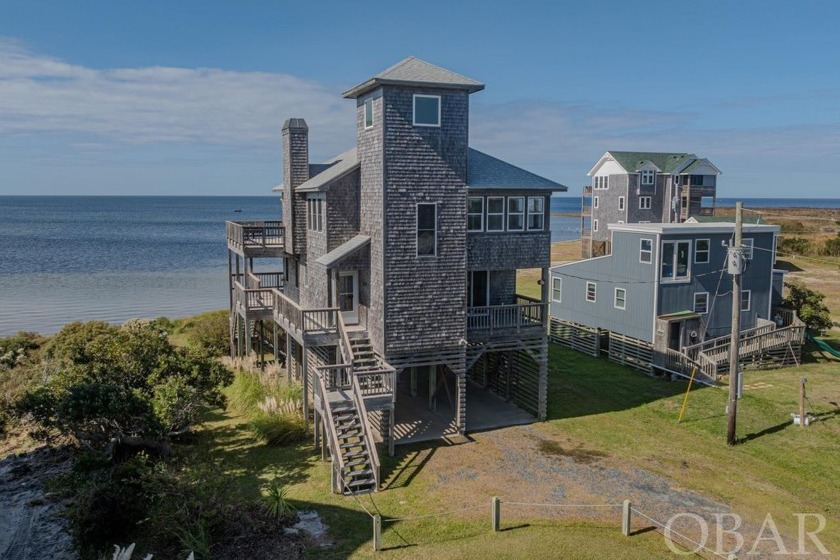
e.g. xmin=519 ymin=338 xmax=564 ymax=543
xmin=622 ymin=500 xmax=632 ymax=536
xmin=491 ymin=496 xmax=501 ymax=532
xmin=373 ymin=514 xmax=381 ymax=551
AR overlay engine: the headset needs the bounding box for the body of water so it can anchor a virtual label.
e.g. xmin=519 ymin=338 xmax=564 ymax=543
xmin=2 ymin=195 xmax=837 ymax=336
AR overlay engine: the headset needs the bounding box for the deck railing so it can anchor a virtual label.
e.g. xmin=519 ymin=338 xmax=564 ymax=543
xmin=244 ymin=271 xmax=284 ymax=290
xmin=226 ymin=220 xmax=284 ymax=251
xmin=233 ymin=281 xmax=274 ymax=314
xmin=467 ymin=297 xmax=546 ymax=334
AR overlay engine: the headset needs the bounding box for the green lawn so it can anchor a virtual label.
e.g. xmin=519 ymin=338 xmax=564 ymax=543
xmin=184 ymin=338 xmax=840 ymax=557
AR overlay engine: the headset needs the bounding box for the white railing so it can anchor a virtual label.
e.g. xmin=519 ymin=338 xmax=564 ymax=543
xmin=467 ymin=299 xmax=546 ymax=333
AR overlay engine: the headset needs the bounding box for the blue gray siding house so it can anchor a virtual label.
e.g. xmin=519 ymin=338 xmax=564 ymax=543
xmin=550 ymin=222 xmax=783 ymax=376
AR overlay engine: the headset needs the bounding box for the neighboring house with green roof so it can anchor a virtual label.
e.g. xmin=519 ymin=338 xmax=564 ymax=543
xmin=582 ymin=151 xmax=721 ymax=257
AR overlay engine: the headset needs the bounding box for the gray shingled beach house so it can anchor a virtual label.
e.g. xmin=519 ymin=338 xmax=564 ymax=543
xmin=226 ymin=57 xmax=566 ymax=494
xmin=581 ymin=151 xmax=721 ymax=258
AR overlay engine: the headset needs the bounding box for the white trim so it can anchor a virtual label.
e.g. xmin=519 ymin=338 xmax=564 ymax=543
xmin=693 ymin=291 xmax=709 ymax=314
xmin=588 ymin=152 xmax=628 ymax=176
xmin=639 ymin=196 xmax=652 ymax=210
xmin=416 ymin=202 xmax=437 ymax=257
xmin=694 ymin=238 xmax=710 ymax=264
xmin=741 ymin=289 xmax=751 ymax=312
xmin=551 ymin=277 xmax=562 ymax=303
xmin=486 ymin=196 xmax=504 ymax=232
xmin=586 ymin=281 xmax=597 ymax=303
xmin=660 ymin=239 xmax=692 ymax=283
xmin=527 ymin=196 xmax=545 ymax=231
xmin=593 ymin=195 xmax=599 ymax=208
xmin=618 ymin=196 xmax=625 ymax=211
xmin=651 ymin=232 xmax=661 ymax=341
xmin=413 ymin=94 xmax=441 ymax=127
xmin=742 ymin=238 xmax=754 ymax=259
xmin=593 ymin=219 xmax=599 ymax=232
xmin=608 ymin=223 xmax=780 ymax=235
xmin=640 ymin=237 xmax=653 ymax=264
xmin=364 ymin=97 xmax=374 ymax=129
xmin=614 ymin=287 xmax=626 ymax=310
xmin=467 ymin=196 xmax=484 ymax=232
xmin=507 ymin=196 xmax=525 ymax=231
xmin=337 ymin=270 xmax=359 ymax=324
xmin=641 ymin=169 xmax=655 ymax=185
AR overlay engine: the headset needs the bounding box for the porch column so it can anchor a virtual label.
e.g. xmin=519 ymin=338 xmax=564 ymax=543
xmin=302 ymin=345 xmax=309 ymax=431
xmin=428 ymin=365 xmax=437 ymax=411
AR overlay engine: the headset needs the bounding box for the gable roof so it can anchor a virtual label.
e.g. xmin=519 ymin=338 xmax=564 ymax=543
xmin=468 ymin=148 xmax=566 ymax=191
xmin=343 ymin=57 xmax=484 ymax=99
xmin=608 ymin=151 xmax=694 ymax=174
xmin=295 ymin=148 xmax=359 ymax=193
xmin=679 ymin=158 xmax=722 ymax=175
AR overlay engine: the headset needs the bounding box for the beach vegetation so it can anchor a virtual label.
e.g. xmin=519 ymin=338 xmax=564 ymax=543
xmin=15 ymin=320 xmax=233 ymax=455
xmin=783 ymin=280 xmax=836 ymax=334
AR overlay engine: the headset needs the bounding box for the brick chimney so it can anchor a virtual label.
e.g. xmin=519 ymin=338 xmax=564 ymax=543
xmin=282 ymin=118 xmax=309 ymax=254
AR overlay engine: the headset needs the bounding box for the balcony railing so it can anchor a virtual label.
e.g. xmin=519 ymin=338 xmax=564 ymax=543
xmin=226 ymin=220 xmax=284 ymax=253
xmin=233 ymin=281 xmax=274 ymax=315
xmin=467 ymin=294 xmax=546 ymax=334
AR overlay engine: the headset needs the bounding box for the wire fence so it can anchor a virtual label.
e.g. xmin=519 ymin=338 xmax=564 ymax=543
xmin=353 ymin=494 xmax=737 ymax=558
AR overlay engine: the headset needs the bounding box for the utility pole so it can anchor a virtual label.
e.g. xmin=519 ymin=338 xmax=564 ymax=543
xmin=727 ymin=202 xmax=743 ymax=445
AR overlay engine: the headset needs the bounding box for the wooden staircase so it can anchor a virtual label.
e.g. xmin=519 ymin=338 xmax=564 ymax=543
xmin=330 ymin=398 xmax=378 ymax=494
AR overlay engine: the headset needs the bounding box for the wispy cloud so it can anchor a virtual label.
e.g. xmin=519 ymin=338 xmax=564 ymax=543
xmin=0 ymin=39 xmax=355 ymax=155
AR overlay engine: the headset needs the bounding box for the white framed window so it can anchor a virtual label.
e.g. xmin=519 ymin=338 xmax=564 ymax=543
xmin=594 ymin=176 xmax=610 ymax=190
xmin=467 ymin=197 xmax=484 ymax=231
xmin=640 ymin=238 xmax=653 ymax=264
xmin=593 ymin=195 xmax=599 ymax=209
xmin=741 ymin=290 xmax=751 ymax=312
xmin=593 ymin=219 xmax=599 ymax=232
xmin=742 ymin=238 xmax=754 ymax=259
xmin=661 ymin=240 xmax=691 ymax=282
xmin=586 ymin=282 xmax=597 ymax=303
xmin=307 ymin=197 xmax=324 ymax=232
xmin=527 ymin=196 xmax=545 ymax=230
xmin=552 ymin=277 xmax=562 ymax=303
xmin=618 ymin=196 xmax=625 ymax=211
xmin=641 ymin=169 xmax=655 ymax=185
xmin=507 ymin=197 xmax=525 ymax=231
xmin=695 ymin=239 xmax=710 ymax=264
xmin=413 ymin=94 xmax=440 ymax=127
xmin=694 ymin=292 xmax=709 ymax=314
xmin=639 ymin=196 xmax=652 ymax=210
xmin=364 ymin=98 xmax=374 ymax=129
xmin=614 ymin=288 xmax=626 ymax=310
xmin=416 ymin=203 xmax=437 ymax=256
xmin=486 ymin=197 xmax=504 ymax=231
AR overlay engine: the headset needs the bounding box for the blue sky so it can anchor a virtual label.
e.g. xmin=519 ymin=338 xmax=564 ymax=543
xmin=1 ymin=0 xmax=838 ymax=197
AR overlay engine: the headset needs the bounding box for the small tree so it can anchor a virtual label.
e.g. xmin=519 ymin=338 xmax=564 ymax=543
xmin=16 ymin=320 xmax=233 ymax=455
xmin=782 ymin=281 xmax=836 ymax=335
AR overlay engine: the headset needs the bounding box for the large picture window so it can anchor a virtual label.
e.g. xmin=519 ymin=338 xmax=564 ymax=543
xmin=507 ymin=197 xmax=525 ymax=231
xmin=467 ymin=197 xmax=484 ymax=231
xmin=527 ymin=197 xmax=545 ymax=230
xmin=417 ymin=203 xmax=437 ymax=256
xmin=486 ymin=197 xmax=504 ymax=231
xmin=413 ymin=94 xmax=440 ymax=127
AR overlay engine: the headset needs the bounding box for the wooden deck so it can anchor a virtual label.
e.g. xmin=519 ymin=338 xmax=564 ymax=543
xmin=226 ymin=220 xmax=284 ymax=257
xmin=467 ymin=295 xmax=547 ymax=340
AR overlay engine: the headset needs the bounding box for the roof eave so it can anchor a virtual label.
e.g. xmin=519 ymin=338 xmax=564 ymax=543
xmin=295 ymin=162 xmax=360 ymax=193
xmin=344 ymin=78 xmax=485 ymax=99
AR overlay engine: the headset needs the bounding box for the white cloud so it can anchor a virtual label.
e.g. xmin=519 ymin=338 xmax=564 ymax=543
xmin=0 ymin=39 xmax=355 ymax=154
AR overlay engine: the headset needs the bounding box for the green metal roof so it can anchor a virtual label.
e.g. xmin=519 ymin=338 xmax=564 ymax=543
xmin=608 ymin=151 xmax=695 ymax=173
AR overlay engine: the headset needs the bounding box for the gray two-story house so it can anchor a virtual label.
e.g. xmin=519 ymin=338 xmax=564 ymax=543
xmin=550 ymin=222 xmax=800 ymax=381
xmin=226 ymin=57 xmax=566 ymax=494
xmin=582 ymin=151 xmax=721 ymax=257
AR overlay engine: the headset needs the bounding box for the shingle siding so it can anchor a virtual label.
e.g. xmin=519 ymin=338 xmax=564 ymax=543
xmin=382 ymin=87 xmax=468 ymax=354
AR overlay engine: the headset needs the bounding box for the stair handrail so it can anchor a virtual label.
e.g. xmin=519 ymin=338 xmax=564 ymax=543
xmin=336 ymin=313 xmax=356 ymax=366
xmin=314 ymin=366 xmax=347 ymax=493
xmin=351 ymin=373 xmax=380 ymax=490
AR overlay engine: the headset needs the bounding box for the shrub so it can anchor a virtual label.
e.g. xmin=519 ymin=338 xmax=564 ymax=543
xmin=261 ymin=477 xmax=295 ymax=521
xmin=15 ymin=321 xmax=233 ymax=454
xmin=822 ymin=235 xmax=840 ymax=257
xmin=778 ymin=237 xmax=813 ymax=256
xmin=185 ymin=310 xmax=229 ymax=356
xmin=782 ymin=281 xmax=836 ymax=335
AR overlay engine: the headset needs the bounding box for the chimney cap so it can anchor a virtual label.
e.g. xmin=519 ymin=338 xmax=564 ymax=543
xmin=282 ymin=118 xmax=308 ymax=131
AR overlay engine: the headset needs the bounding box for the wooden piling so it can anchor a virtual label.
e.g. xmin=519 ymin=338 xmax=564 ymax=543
xmin=622 ymin=500 xmax=632 ymax=536
xmin=491 ymin=496 xmax=500 ymax=532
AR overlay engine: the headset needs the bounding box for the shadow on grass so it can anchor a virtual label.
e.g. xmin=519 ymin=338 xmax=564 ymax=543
xmin=545 ymin=345 xmax=698 ymax=421
xmin=380 ymin=439 xmax=453 ymax=490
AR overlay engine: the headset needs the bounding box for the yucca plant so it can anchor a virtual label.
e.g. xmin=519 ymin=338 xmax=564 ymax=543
xmin=261 ymin=477 xmax=295 ymax=521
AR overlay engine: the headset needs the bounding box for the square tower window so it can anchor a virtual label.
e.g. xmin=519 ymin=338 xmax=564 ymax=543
xmin=413 ymin=94 xmax=441 ymax=127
